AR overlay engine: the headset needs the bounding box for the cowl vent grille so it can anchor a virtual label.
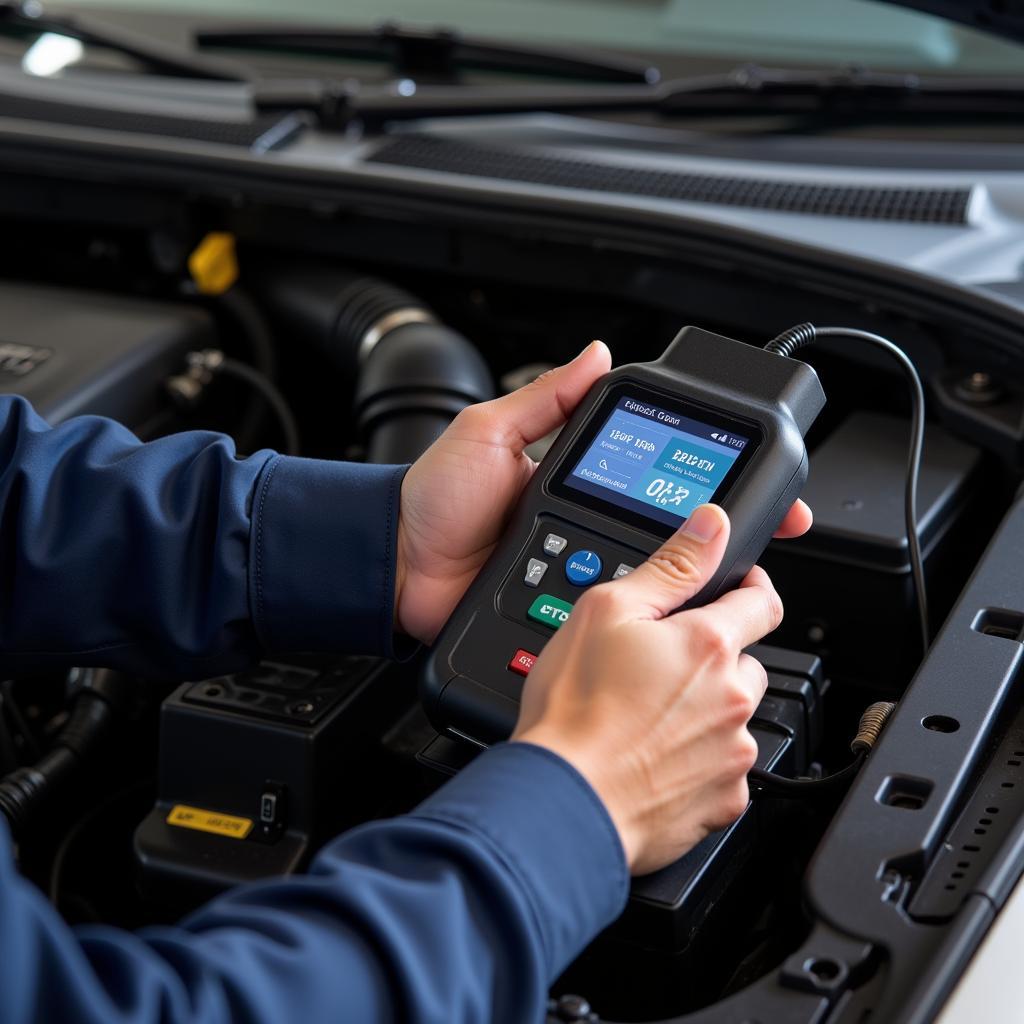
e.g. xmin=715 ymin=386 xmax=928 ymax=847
xmin=368 ymin=135 xmax=971 ymax=224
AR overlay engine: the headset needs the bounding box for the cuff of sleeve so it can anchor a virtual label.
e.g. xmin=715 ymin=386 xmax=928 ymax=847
xmin=411 ymin=742 xmax=629 ymax=977
xmin=249 ymin=455 xmax=409 ymax=657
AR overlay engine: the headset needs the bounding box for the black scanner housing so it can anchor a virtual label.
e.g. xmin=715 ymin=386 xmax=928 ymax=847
xmin=421 ymin=326 xmax=826 ymax=744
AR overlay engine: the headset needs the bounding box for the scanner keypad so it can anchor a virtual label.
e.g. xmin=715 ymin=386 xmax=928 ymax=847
xmin=499 ymin=518 xmax=648 ymax=650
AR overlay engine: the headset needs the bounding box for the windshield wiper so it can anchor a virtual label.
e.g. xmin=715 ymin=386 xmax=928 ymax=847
xmin=196 ymin=22 xmax=660 ymax=86
xmin=0 ymin=0 xmax=246 ymax=81
xmin=252 ymin=63 xmax=1024 ymax=130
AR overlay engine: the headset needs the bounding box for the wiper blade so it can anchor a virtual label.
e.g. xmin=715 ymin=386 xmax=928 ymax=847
xmin=252 ymin=62 xmax=1024 ymax=129
xmin=0 ymin=0 xmax=246 ymax=81
xmin=197 ymin=21 xmax=660 ymax=85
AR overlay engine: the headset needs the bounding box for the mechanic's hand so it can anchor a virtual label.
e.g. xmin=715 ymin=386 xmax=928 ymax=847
xmin=513 ymin=504 xmax=782 ymax=876
xmin=394 ymin=342 xmax=811 ymax=644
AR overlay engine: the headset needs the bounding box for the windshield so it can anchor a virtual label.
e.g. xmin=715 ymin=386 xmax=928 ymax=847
xmin=49 ymin=0 xmax=1024 ymax=75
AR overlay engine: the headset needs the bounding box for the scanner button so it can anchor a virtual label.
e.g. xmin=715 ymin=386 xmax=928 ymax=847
xmin=527 ymin=594 xmax=573 ymax=629
xmin=565 ymin=550 xmax=602 ymax=586
xmin=508 ymin=649 xmax=537 ymax=676
xmin=524 ymin=558 xmax=548 ymax=588
xmin=613 ymin=563 xmax=635 ymax=579
xmin=543 ymin=533 xmax=568 ymax=556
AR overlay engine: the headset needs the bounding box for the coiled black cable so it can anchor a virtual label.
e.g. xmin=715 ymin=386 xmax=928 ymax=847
xmin=763 ymin=322 xmax=818 ymax=359
xmin=765 ymin=323 xmax=929 ymax=655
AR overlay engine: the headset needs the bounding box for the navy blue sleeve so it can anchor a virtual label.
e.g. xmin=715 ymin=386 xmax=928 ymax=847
xmin=2 ymin=743 xmax=628 ymax=1024
xmin=0 ymin=395 xmax=631 ymax=1021
xmin=0 ymin=395 xmax=407 ymax=677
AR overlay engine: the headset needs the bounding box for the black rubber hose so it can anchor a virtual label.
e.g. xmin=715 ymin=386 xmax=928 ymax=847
xmin=356 ymin=319 xmax=494 ymax=464
xmin=217 ymin=357 xmax=302 ymax=456
xmin=0 ymin=671 xmax=122 ymax=841
xmin=261 ymin=267 xmax=494 ymax=464
xmin=217 ymin=287 xmax=278 ymax=451
xmin=261 ymin=268 xmax=428 ymax=378
xmin=217 ymin=286 xmax=277 ymax=380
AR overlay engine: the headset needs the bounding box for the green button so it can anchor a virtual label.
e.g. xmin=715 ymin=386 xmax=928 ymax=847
xmin=528 ymin=594 xmax=574 ymax=630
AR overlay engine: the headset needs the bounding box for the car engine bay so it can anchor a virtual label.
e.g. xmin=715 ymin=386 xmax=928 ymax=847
xmin=3 ymin=148 xmax=1024 ymax=1023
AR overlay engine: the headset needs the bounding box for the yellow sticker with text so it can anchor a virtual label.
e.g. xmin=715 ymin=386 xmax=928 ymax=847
xmin=166 ymin=804 xmax=253 ymax=840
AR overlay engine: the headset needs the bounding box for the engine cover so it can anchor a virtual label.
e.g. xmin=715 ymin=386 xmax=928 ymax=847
xmin=0 ymin=281 xmax=212 ymax=427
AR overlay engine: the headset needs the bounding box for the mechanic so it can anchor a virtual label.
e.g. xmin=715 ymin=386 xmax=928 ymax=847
xmin=0 ymin=340 xmax=811 ymax=1024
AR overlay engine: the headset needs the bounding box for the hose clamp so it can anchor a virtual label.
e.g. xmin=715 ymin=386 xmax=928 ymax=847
xmin=359 ymin=308 xmax=437 ymax=364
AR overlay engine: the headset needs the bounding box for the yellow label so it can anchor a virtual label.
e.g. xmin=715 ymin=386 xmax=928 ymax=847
xmin=167 ymin=804 xmax=253 ymax=839
xmin=187 ymin=232 xmax=238 ymax=296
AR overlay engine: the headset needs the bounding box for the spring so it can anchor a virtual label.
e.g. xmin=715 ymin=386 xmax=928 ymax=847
xmin=851 ymin=701 xmax=897 ymax=754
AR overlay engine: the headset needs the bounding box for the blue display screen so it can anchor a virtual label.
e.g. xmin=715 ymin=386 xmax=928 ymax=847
xmin=563 ymin=395 xmax=752 ymax=528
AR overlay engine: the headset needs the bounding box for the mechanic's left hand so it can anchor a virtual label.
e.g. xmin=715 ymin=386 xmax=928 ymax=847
xmin=394 ymin=341 xmax=813 ymax=644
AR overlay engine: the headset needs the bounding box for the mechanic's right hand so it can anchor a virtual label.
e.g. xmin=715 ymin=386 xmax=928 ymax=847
xmin=512 ymin=503 xmax=783 ymax=876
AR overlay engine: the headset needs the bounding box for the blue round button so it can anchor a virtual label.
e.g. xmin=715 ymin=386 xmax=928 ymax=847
xmin=565 ymin=549 xmax=602 ymax=586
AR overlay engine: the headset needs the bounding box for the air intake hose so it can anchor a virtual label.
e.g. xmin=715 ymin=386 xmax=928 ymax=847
xmin=264 ymin=268 xmax=494 ymax=464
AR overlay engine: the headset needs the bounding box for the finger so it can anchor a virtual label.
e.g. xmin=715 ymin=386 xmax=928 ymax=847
xmin=737 ymin=652 xmax=770 ymax=704
xmin=471 ymin=340 xmax=612 ymax=452
xmin=684 ymin=570 xmax=784 ymax=651
xmin=772 ymin=499 xmax=812 ymax=539
xmin=738 ymin=564 xmax=773 ymax=591
xmin=612 ymin=504 xmax=730 ymax=618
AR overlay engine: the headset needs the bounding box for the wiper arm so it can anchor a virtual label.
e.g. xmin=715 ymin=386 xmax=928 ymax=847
xmin=657 ymin=63 xmax=1024 ymax=116
xmin=197 ymin=21 xmax=660 ymax=85
xmin=252 ymin=62 xmax=1024 ymax=129
xmin=0 ymin=0 xmax=246 ymax=81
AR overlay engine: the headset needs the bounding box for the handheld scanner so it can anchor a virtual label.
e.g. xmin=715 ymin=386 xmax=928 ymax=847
xmin=421 ymin=326 xmax=825 ymax=746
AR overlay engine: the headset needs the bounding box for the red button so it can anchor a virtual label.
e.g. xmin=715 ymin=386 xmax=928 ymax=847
xmin=508 ymin=649 xmax=537 ymax=677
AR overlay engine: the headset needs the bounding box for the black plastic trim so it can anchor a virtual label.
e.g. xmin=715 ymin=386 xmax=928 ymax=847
xmin=0 ymin=93 xmax=306 ymax=151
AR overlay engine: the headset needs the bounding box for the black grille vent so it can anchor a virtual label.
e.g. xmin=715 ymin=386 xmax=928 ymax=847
xmin=368 ymin=135 xmax=971 ymax=224
xmin=0 ymin=93 xmax=305 ymax=151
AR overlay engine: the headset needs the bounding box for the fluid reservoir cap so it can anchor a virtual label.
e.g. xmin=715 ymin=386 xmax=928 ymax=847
xmin=188 ymin=233 xmax=238 ymax=296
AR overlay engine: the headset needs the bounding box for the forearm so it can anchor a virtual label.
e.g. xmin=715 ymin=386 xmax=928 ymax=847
xmin=0 ymin=396 xmax=407 ymax=677
xmin=1 ymin=744 xmax=628 ymax=1024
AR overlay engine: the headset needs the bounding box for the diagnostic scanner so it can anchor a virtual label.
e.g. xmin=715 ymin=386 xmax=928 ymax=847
xmin=421 ymin=326 xmax=826 ymax=745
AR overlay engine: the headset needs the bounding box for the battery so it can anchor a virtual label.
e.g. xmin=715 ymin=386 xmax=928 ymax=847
xmin=761 ymin=411 xmax=983 ymax=685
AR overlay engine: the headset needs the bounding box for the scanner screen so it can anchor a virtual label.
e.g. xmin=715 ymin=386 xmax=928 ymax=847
xmin=562 ymin=394 xmax=751 ymax=529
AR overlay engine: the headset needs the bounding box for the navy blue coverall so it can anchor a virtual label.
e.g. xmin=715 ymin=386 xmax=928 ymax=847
xmin=0 ymin=396 xmax=628 ymax=1024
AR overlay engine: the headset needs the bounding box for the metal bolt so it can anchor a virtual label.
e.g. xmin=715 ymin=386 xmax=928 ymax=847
xmin=289 ymin=701 xmax=315 ymax=715
xmin=550 ymin=994 xmax=595 ymax=1022
xmin=954 ymin=370 xmax=1004 ymax=405
xmin=166 ymin=374 xmax=204 ymax=406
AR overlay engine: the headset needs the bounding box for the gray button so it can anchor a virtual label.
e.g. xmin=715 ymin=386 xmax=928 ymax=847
xmin=524 ymin=558 xmax=549 ymax=587
xmin=543 ymin=533 xmax=568 ymax=556
xmin=613 ymin=563 xmax=636 ymax=579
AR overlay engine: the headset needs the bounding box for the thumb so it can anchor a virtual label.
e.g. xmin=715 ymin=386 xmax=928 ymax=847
xmin=613 ymin=504 xmax=730 ymax=619
xmin=480 ymin=340 xmax=612 ymax=452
